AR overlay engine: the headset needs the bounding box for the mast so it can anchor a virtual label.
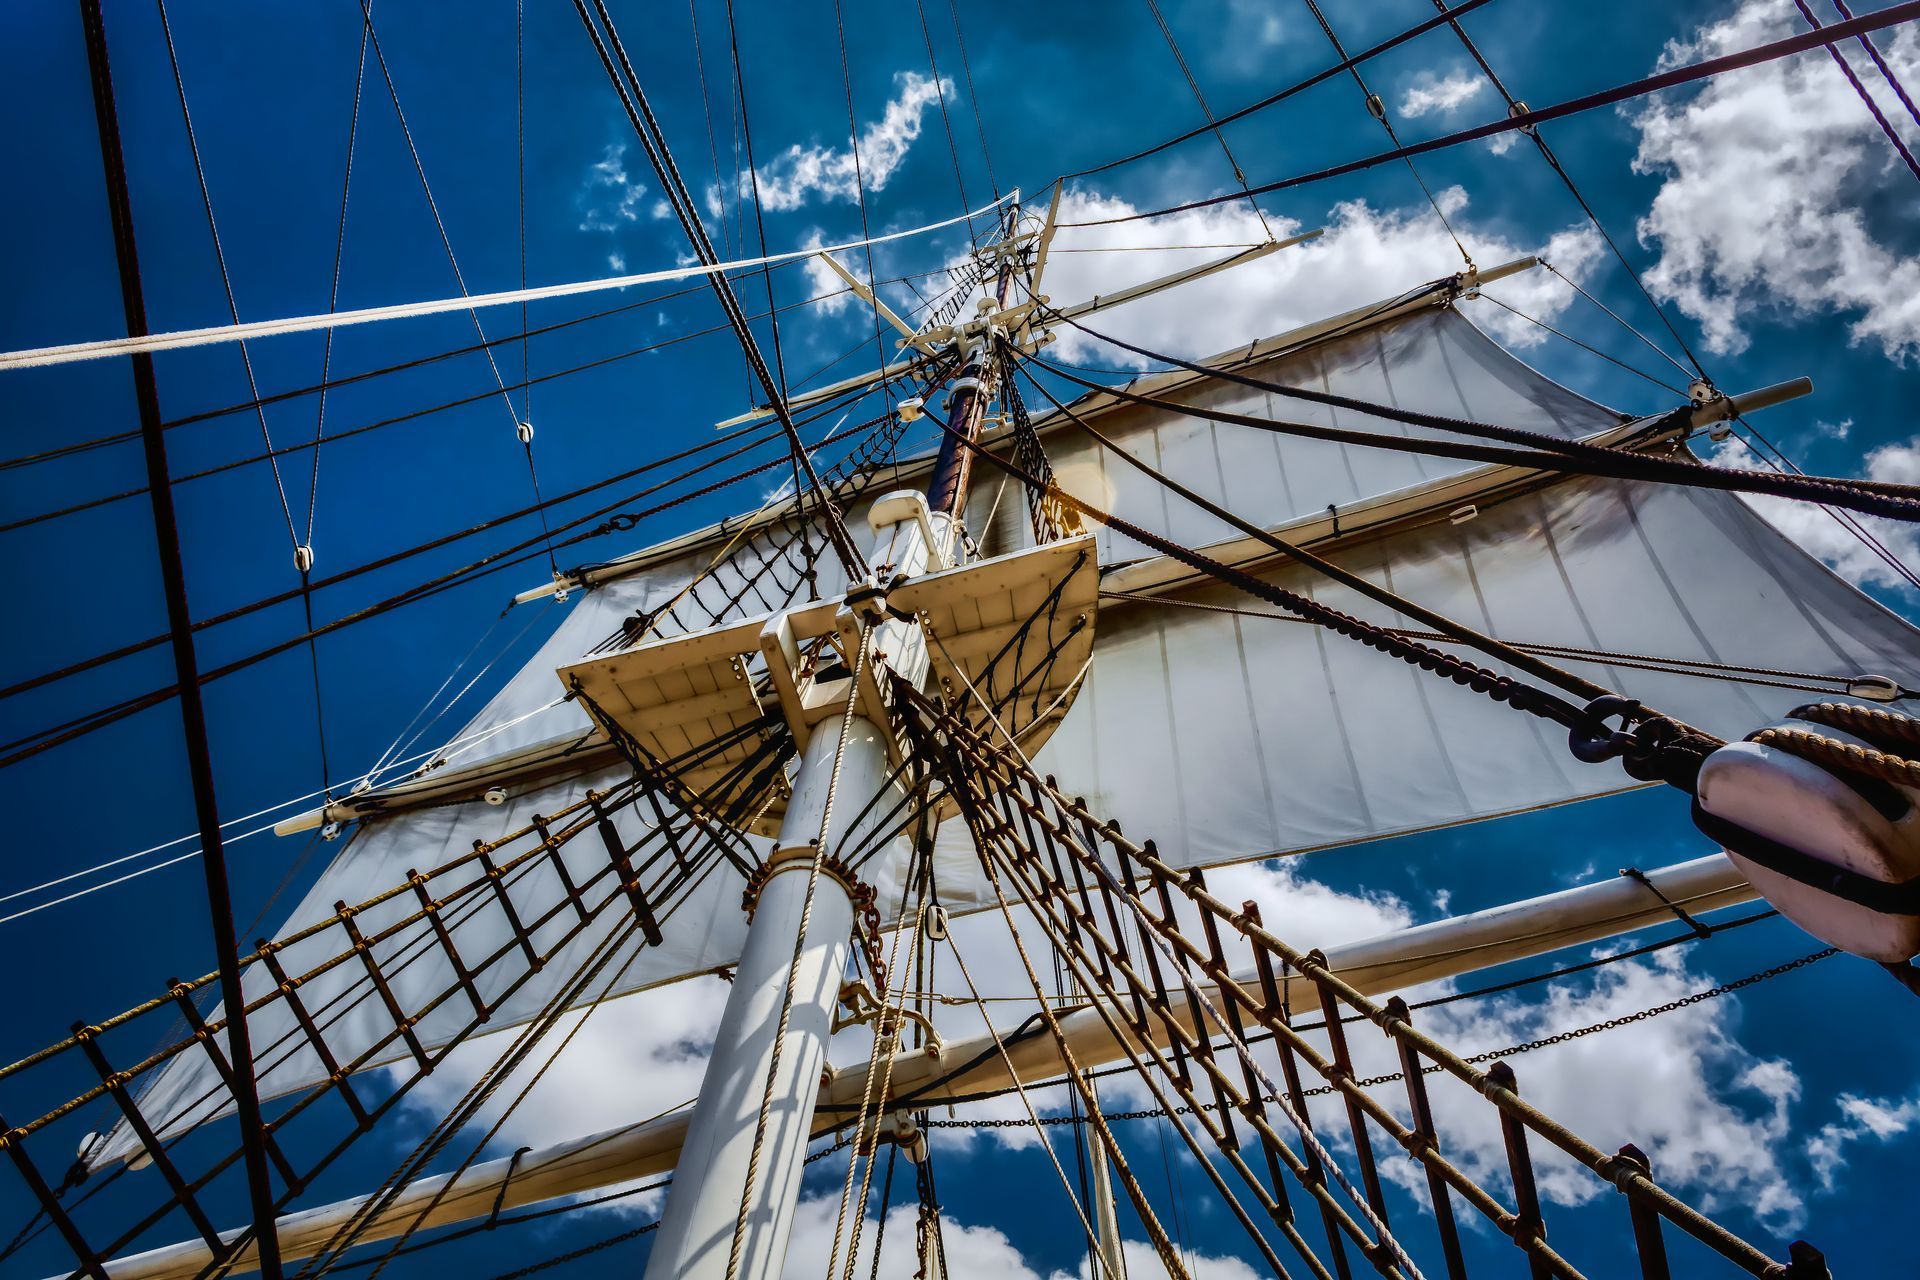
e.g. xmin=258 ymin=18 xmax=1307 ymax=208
xmin=642 ymin=201 xmax=1021 ymax=1280
xmin=76 ymin=6 xmax=284 ymax=1276
xmin=924 ymin=205 xmax=1022 ymax=520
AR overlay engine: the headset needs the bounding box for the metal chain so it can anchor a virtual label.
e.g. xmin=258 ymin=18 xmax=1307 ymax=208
xmin=924 ymin=946 xmax=1840 ymax=1127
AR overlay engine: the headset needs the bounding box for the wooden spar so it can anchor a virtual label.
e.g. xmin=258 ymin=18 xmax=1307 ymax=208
xmin=91 ymin=854 xmax=1755 ymax=1280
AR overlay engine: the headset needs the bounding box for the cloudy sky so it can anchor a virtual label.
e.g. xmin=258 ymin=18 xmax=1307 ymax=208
xmin=1 ymin=0 xmax=1918 ymax=1276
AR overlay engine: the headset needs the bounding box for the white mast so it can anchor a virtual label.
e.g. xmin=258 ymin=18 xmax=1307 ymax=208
xmin=640 ymin=199 xmax=1025 ymax=1279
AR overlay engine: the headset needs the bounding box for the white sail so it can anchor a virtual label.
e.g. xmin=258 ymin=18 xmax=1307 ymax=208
xmin=97 ymin=285 xmax=1920 ymax=1166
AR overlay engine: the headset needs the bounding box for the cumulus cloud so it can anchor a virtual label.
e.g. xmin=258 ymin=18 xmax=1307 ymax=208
xmin=783 ymin=1199 xmax=1040 ymax=1279
xmin=744 ymin=71 xmax=951 ymax=212
xmin=1036 ymin=186 xmax=1602 ymax=368
xmin=577 ymin=142 xmax=649 ymax=233
xmin=391 ymin=849 xmax=1853 ymax=1253
xmin=1399 ymin=70 xmax=1486 ymax=119
xmin=800 ymin=229 xmax=867 ymax=315
xmin=402 ymin=974 xmax=727 ymax=1156
xmin=1807 ymin=1090 xmax=1920 ymax=1189
xmin=1630 ymin=0 xmax=1920 ymax=359
xmin=782 ymin=1196 xmax=1263 ymax=1279
xmin=1391 ymin=950 xmax=1807 ymax=1227
xmin=1707 ymin=434 xmax=1920 ymax=590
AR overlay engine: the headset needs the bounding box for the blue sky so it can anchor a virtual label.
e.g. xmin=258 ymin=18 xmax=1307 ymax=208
xmin=2 ymin=0 xmax=1919 ymax=1276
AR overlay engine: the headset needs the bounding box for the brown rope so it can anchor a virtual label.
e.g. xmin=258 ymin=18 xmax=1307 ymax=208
xmin=1751 ymin=727 xmax=1920 ymax=790
xmin=1790 ymin=702 xmax=1920 ymax=752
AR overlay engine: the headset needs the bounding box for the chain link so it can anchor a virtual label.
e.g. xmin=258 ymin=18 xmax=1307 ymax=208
xmin=924 ymin=947 xmax=1838 ymax=1127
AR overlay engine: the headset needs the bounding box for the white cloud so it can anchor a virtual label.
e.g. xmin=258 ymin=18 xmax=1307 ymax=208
xmin=801 ymin=229 xmax=856 ymax=315
xmin=746 ymin=71 xmax=951 ymax=212
xmin=781 ymin=1196 xmax=1264 ymax=1279
xmin=1191 ymin=0 xmax=1287 ymax=77
xmin=1223 ymin=0 xmax=1284 ymax=52
xmin=1399 ymin=70 xmax=1486 ymax=119
xmin=1866 ymin=435 xmax=1920 ymax=483
xmin=783 ymin=1199 xmax=1043 ymax=1279
xmin=577 ymin=143 xmax=649 ymax=233
xmin=1038 ymin=186 xmax=1602 ymax=368
xmin=1630 ymin=0 xmax=1920 ymax=359
xmin=1386 ymin=950 xmax=1809 ymax=1227
xmin=402 ymin=974 xmax=726 ymax=1153
xmin=1807 ymin=1090 xmax=1920 ymax=1189
xmin=902 ymin=859 xmax=1411 ymax=1149
xmin=1707 ymin=435 xmax=1920 ymax=590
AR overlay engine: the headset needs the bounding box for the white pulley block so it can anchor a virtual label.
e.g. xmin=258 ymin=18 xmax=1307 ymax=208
xmin=1695 ymin=716 xmax=1920 ymax=962
xmin=294 ymin=544 xmax=315 ymax=574
xmin=516 ymin=420 xmax=535 ymax=444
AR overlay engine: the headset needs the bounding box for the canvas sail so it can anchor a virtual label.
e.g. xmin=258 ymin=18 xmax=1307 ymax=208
xmin=96 ymin=287 xmax=1920 ymax=1165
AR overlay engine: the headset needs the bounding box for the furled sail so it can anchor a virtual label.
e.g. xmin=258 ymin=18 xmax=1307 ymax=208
xmin=98 ymin=279 xmax=1920 ymax=1166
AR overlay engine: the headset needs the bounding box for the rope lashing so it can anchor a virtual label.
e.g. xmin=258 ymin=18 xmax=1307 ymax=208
xmin=1789 ymin=701 xmax=1920 ymax=754
xmin=1750 ymin=727 xmax=1920 ymax=792
xmin=1619 ymin=867 xmax=1713 ymax=940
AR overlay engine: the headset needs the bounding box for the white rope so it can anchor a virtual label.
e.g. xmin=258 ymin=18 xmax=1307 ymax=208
xmin=0 ymin=817 xmax=286 ymax=926
xmin=0 ymin=694 xmax=567 ymax=917
xmin=0 ymin=194 xmax=1012 ymax=373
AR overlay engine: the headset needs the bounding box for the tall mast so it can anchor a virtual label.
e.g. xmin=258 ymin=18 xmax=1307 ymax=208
xmin=642 ymin=202 xmax=1022 ymax=1280
xmin=925 ymin=202 xmax=1023 ymax=519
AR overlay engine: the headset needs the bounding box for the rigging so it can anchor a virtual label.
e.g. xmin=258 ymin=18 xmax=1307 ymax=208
xmin=1061 ymin=1 xmax=1920 ymax=226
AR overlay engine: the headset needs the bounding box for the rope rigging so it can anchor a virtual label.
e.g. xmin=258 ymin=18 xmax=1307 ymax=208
xmin=1059 ymin=1 xmax=1920 ymax=227
xmin=923 ymin=943 xmax=1837 ymax=1124
xmin=1297 ymin=0 xmax=1472 ymax=268
xmin=0 ymin=720 xmax=779 ymax=1277
xmin=1026 ymin=313 xmax=1920 ymax=522
xmin=572 ymin=0 xmax=869 ymax=581
xmin=77 ymin=9 xmax=286 ymax=1269
xmin=1429 ymin=0 xmax=1713 ymax=382
xmin=1140 ymin=0 xmax=1274 ymax=240
xmin=912 ymin=0 xmax=977 ymax=233
xmin=1061 ymin=0 xmax=1502 ymax=183
xmin=1795 ymin=0 xmax=1920 ymax=183
xmin=1098 ymin=587 xmax=1915 ymax=704
xmin=1831 ymin=0 xmax=1920 ymax=125
xmin=939 ymin=373 xmax=1728 ymax=798
xmin=908 ymin=694 xmax=1816 ymax=1279
xmin=0 ymin=412 xmax=795 ymax=705
xmin=0 ymin=253 xmax=959 ymax=538
xmin=0 ymin=361 xmax=934 ymax=769
xmin=12 ymin=9 xmax=1919 ymax=1279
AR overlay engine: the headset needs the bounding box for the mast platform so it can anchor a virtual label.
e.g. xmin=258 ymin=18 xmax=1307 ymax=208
xmin=555 ymin=533 xmax=1099 ymax=836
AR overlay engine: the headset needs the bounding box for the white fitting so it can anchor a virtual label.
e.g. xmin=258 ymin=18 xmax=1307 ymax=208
xmin=1698 ymin=720 xmax=1920 ymax=962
